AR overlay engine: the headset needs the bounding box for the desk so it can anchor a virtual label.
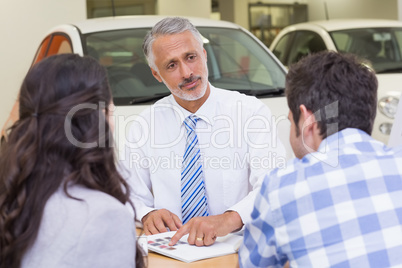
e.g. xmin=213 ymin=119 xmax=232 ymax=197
xmin=137 ymin=229 xmax=239 ymax=267
xmin=147 ymin=252 xmax=238 ymax=267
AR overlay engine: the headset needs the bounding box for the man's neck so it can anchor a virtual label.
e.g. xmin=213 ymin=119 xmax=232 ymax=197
xmin=174 ymin=85 xmax=211 ymax=113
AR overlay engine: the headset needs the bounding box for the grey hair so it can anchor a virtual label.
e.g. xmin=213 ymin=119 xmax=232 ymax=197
xmin=142 ymin=17 xmax=204 ymax=70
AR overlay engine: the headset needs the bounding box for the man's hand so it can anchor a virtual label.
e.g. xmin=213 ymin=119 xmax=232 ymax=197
xmin=169 ymin=211 xmax=243 ymax=247
xmin=142 ymin=209 xmax=182 ymax=235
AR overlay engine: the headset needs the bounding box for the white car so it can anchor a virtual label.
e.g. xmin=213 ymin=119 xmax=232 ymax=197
xmin=270 ymin=19 xmax=402 ymax=144
xmin=2 ymin=16 xmax=293 ymax=159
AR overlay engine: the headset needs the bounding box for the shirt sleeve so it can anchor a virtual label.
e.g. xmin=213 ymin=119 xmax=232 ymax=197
xmin=120 ymin=118 xmax=157 ymax=221
xmin=63 ymin=206 xmax=136 ymax=268
xmin=227 ymin=101 xmax=287 ymax=223
xmin=238 ymin=175 xmax=285 ymax=268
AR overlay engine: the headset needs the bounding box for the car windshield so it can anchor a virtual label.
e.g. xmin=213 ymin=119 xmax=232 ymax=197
xmin=83 ymin=27 xmax=286 ymax=105
xmin=330 ymin=27 xmax=402 ymax=74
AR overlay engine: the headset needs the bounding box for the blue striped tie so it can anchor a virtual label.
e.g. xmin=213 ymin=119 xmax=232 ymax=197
xmin=181 ymin=115 xmax=209 ymax=224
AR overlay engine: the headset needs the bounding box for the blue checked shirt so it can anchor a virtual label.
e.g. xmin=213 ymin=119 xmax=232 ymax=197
xmin=239 ymin=128 xmax=402 ymax=267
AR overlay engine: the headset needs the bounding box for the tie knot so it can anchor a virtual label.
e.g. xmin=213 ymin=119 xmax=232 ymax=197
xmin=184 ymin=115 xmax=199 ymax=132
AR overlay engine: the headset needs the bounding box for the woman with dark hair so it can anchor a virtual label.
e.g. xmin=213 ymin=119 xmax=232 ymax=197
xmin=0 ymin=54 xmax=144 ymax=268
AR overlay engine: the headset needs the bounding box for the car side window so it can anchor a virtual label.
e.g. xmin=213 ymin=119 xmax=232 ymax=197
xmin=46 ymin=34 xmax=73 ymax=56
xmin=272 ymin=33 xmax=291 ymax=65
xmin=287 ymin=31 xmax=326 ymax=65
xmin=394 ymin=30 xmax=402 ymax=61
xmin=32 ymin=36 xmax=51 ymax=65
xmin=32 ymin=34 xmax=73 ymax=65
xmin=331 ymin=32 xmax=350 ymax=52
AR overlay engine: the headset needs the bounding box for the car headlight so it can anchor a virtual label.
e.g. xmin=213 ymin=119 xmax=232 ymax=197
xmin=378 ymin=96 xmax=399 ymax=119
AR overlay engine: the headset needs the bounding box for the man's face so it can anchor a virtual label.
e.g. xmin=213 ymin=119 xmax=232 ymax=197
xmin=289 ymin=110 xmax=307 ymax=159
xmin=150 ymin=31 xmax=209 ymax=102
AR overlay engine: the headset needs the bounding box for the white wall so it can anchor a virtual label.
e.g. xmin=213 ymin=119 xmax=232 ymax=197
xmin=0 ymin=0 xmax=86 ymax=130
xmin=234 ymin=0 xmax=249 ymax=29
xmin=157 ymin=0 xmax=210 ymax=18
xmin=398 ymin=0 xmax=402 ymax=20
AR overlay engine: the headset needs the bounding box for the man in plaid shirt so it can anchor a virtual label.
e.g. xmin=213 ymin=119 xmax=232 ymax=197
xmin=239 ymin=51 xmax=402 ymax=267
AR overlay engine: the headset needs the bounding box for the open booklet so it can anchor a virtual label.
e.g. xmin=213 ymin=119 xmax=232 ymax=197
xmin=146 ymin=230 xmax=243 ymax=263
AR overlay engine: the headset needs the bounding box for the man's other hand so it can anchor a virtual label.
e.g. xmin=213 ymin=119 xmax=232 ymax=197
xmin=169 ymin=211 xmax=243 ymax=246
xmin=142 ymin=209 xmax=182 ymax=235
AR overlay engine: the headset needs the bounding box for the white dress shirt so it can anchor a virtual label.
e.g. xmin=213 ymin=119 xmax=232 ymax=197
xmin=121 ymin=84 xmax=286 ymax=224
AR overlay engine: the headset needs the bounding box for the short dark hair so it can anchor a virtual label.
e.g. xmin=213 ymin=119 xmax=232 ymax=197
xmin=286 ymin=51 xmax=378 ymax=138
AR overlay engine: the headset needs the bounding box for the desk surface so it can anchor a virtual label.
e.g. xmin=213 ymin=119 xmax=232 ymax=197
xmin=147 ymin=251 xmax=238 ymax=267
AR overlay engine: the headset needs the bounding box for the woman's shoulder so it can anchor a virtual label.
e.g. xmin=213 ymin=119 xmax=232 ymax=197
xmin=42 ymin=185 xmax=135 ymax=249
xmin=53 ymin=185 xmax=131 ymax=217
xmin=21 ymin=185 xmax=135 ymax=268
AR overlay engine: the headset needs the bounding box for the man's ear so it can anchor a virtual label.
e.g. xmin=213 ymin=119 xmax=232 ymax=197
xmin=299 ymin=104 xmax=322 ymax=151
xmin=203 ymin=48 xmax=207 ymax=62
xmin=151 ymin=67 xmax=162 ymax=82
xmin=299 ymin=104 xmax=315 ymax=136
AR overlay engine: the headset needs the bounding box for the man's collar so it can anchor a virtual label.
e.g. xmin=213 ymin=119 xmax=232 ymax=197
xmin=320 ymin=128 xmax=372 ymax=151
xmin=194 ymin=83 xmax=217 ymax=126
xmin=169 ymin=83 xmax=217 ymax=126
xmin=299 ymin=128 xmax=372 ymax=166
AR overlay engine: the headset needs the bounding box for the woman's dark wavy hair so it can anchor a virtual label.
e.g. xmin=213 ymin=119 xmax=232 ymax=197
xmin=286 ymin=51 xmax=378 ymax=138
xmin=0 ymin=54 xmax=144 ymax=268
